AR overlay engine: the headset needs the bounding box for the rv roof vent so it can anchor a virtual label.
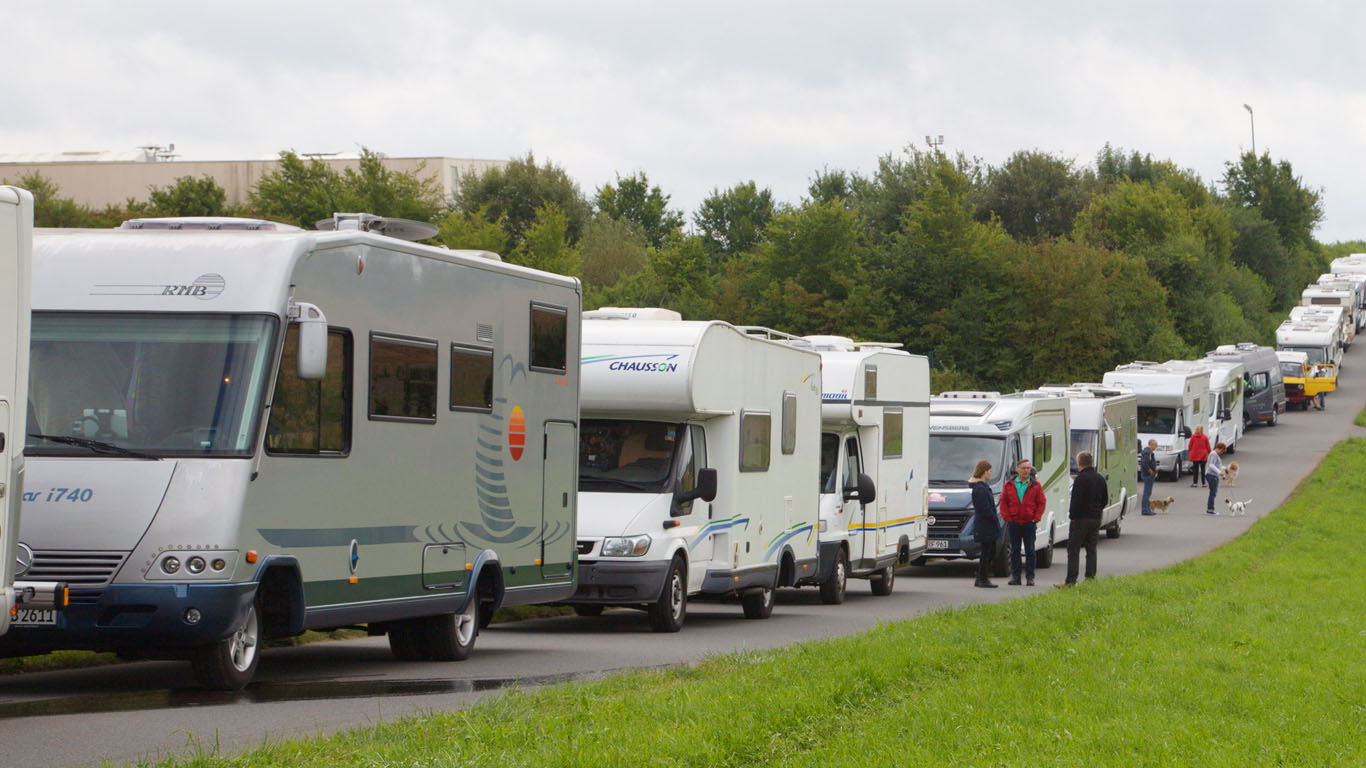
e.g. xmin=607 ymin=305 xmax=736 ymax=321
xmin=316 ymin=213 xmax=438 ymax=242
xmin=1213 ymin=344 xmax=1238 ymax=355
xmin=938 ymin=391 xmax=1001 ymax=400
xmin=930 ymin=401 xmax=996 ymax=417
xmin=584 ymin=307 xmax=683 ymax=321
xmin=737 ymin=326 xmax=813 ymax=348
xmin=803 ymin=335 xmax=856 ymax=352
xmin=121 ymin=217 xmax=301 ymax=231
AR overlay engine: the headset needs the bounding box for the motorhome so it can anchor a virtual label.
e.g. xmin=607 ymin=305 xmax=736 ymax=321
xmin=796 ymin=335 xmax=928 ymax=603
xmin=1204 ymin=360 xmax=1245 ymax=451
xmin=1036 ymin=384 xmax=1138 ymax=539
xmin=924 ymin=392 xmax=1070 ymax=574
xmin=1317 ymin=274 xmax=1366 ymax=332
xmin=1277 ymin=317 xmax=1341 ymax=369
xmin=1102 ymin=362 xmax=1210 ymax=481
xmin=0 ymin=214 xmax=582 ymax=689
xmin=1276 ymin=350 xmax=1336 ymax=410
xmin=1300 ymin=286 xmax=1356 ymax=346
xmin=569 ymin=313 xmax=820 ymax=631
xmin=1205 ymin=344 xmax=1285 ymax=426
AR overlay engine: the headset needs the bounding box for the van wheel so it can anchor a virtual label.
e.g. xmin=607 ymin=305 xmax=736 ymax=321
xmin=819 ymin=549 xmax=848 ymax=605
xmin=870 ymin=564 xmax=895 ymax=596
xmin=741 ymin=585 xmax=775 ymax=619
xmin=991 ymin=539 xmax=1010 ymax=577
xmin=1267 ymin=411 xmax=1278 ymax=427
xmin=573 ymin=604 xmax=605 ymax=617
xmin=424 ymin=597 xmax=479 ymax=661
xmin=1037 ymin=527 xmax=1055 ymax=569
xmin=647 ymin=558 xmax=687 ymax=632
xmin=191 ymin=594 xmax=262 ymax=691
xmin=1106 ymin=521 xmax=1121 ymax=539
xmin=387 ymin=619 xmax=430 ymax=661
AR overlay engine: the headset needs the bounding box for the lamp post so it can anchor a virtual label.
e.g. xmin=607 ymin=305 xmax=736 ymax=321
xmin=1242 ymin=104 xmax=1255 ymax=156
xmin=925 ymin=134 xmax=944 ymax=153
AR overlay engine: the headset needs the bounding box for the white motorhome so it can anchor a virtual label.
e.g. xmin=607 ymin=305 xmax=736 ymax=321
xmin=1204 ymin=360 xmax=1246 ymax=451
xmin=1316 ymin=274 xmax=1366 ymax=332
xmin=1278 ymin=315 xmax=1342 ymax=368
xmin=1206 ymin=344 xmax=1285 ymax=426
xmin=1036 ymin=384 xmax=1139 ymax=539
xmin=796 ymin=335 xmax=928 ymax=603
xmin=0 ymin=214 xmax=581 ymax=689
xmin=924 ymin=392 xmax=1070 ymax=574
xmin=569 ymin=313 xmax=820 ymax=631
xmin=1102 ymin=362 xmax=1210 ymax=481
xmin=1300 ymin=286 xmax=1355 ymax=346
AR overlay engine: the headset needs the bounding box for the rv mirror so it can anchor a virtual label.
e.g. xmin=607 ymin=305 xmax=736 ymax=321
xmin=1104 ymin=428 xmax=1117 ymax=452
xmin=844 ymin=472 xmax=876 ymax=505
xmin=678 ymin=468 xmax=718 ymax=505
xmin=1180 ymin=426 xmax=1192 ymax=439
xmin=294 ymin=302 xmax=328 ymax=380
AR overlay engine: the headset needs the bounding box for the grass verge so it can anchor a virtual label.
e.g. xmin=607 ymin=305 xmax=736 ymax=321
xmin=148 ymin=439 xmax=1366 ymax=766
xmin=1355 ymin=399 xmax=1366 ymax=426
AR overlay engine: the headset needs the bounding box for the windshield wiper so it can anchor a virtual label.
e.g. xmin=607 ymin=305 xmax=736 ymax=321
xmin=928 ymin=479 xmax=968 ymax=487
xmin=28 ymin=434 xmax=162 ymax=461
xmin=579 ymin=476 xmax=658 ymax=491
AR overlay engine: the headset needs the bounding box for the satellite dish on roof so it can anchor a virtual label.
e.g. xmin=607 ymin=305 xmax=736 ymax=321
xmin=316 ymin=212 xmax=438 ymax=242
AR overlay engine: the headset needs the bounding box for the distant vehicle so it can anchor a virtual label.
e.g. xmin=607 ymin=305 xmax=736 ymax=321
xmin=1316 ymin=274 xmax=1366 ymax=332
xmin=925 ymin=391 xmax=1070 ymax=574
xmin=1036 ymin=384 xmax=1138 ymax=539
xmin=0 ymin=214 xmax=582 ymax=689
xmin=569 ymin=311 xmax=821 ymax=631
xmin=797 ymin=335 xmax=929 ymax=603
xmin=1277 ymin=316 xmax=1342 ymax=369
xmin=1102 ymin=362 xmax=1210 ymax=481
xmin=1299 ymin=286 xmax=1356 ymax=346
xmin=1204 ymin=360 xmax=1246 ymax=452
xmin=1276 ymin=350 xmax=1336 ymax=410
xmin=1 ymin=187 xmax=66 ymax=637
xmin=1205 ymin=343 xmax=1285 ymax=427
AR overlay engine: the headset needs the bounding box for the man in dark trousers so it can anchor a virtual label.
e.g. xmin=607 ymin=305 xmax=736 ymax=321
xmin=999 ymin=458 xmax=1045 ymax=587
xmin=1065 ymin=450 xmax=1109 ymax=585
xmin=1139 ymin=439 xmax=1158 ymax=515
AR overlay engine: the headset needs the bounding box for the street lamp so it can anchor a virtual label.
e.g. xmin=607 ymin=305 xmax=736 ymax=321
xmin=1242 ymin=104 xmax=1255 ymax=156
xmin=925 ymin=134 xmax=944 ymax=153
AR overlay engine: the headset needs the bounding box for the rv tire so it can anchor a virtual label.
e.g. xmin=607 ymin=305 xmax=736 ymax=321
xmin=647 ymin=557 xmax=687 ymax=632
xmin=741 ymin=585 xmax=776 ymax=619
xmin=1106 ymin=520 xmax=1121 ymax=539
xmin=191 ymin=593 xmax=262 ymax=691
xmin=573 ymin=604 xmax=605 ymax=617
xmin=425 ymin=597 xmax=479 ymax=661
xmin=991 ymin=538 xmax=1010 ymax=577
xmin=870 ymin=564 xmax=895 ymax=596
xmin=1036 ymin=526 xmax=1055 ymax=569
xmin=387 ymin=620 xmax=430 ymax=661
xmin=1267 ymin=411 xmax=1278 ymax=426
xmin=819 ymin=548 xmax=848 ymax=605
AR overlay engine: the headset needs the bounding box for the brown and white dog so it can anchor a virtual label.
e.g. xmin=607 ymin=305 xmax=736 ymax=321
xmin=1225 ymin=461 xmax=1240 ymax=486
xmin=1224 ymin=497 xmax=1252 ymax=516
xmin=1149 ymin=496 xmax=1176 ymax=513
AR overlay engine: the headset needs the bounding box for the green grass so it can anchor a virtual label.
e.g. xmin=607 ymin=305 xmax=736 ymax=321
xmin=1355 ymin=400 xmax=1366 ymax=426
xmin=145 ymin=439 xmax=1366 ymax=767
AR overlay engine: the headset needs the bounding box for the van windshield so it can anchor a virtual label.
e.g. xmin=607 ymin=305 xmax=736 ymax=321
xmin=1280 ymin=362 xmax=1304 ymax=378
xmin=1137 ymin=407 xmax=1177 ymax=435
xmin=1069 ymin=429 xmax=1098 ymax=474
xmin=579 ymin=419 xmax=683 ymax=492
xmin=1282 ymin=346 xmax=1327 ymax=364
xmin=928 ymin=434 xmax=1005 ymax=488
xmin=25 ymin=312 xmax=278 ymax=458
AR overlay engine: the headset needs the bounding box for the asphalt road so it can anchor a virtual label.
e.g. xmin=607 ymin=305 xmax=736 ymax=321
xmin=4 ymin=348 xmax=1364 ymax=768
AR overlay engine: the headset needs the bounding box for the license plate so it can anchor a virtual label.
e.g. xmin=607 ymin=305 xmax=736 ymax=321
xmin=928 ymin=539 xmax=950 ymax=550
xmin=12 ymin=608 xmax=58 ymax=627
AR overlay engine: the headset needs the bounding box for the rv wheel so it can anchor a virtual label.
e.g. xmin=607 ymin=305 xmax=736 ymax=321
xmin=1036 ymin=527 xmax=1055 ymax=569
xmin=1106 ymin=521 xmax=1121 ymax=539
xmin=477 ymin=601 xmax=496 ymax=629
xmin=819 ymin=549 xmax=848 ymax=605
xmin=573 ymin=604 xmax=605 ymax=617
xmin=425 ymin=597 xmax=479 ymax=661
xmin=647 ymin=557 xmax=687 ymax=632
xmin=870 ymin=564 xmax=895 ymax=596
xmin=741 ymin=585 xmax=776 ymax=619
xmin=387 ymin=620 xmax=430 ymax=661
xmin=191 ymin=594 xmax=262 ymax=691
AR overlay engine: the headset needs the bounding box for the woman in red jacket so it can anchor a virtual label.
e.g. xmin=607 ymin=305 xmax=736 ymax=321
xmin=1187 ymin=425 xmax=1211 ymax=488
xmin=999 ymin=458 xmax=1046 ymax=586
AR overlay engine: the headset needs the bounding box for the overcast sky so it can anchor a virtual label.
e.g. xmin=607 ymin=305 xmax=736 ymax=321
xmin=3 ymin=1 xmax=1362 ymax=241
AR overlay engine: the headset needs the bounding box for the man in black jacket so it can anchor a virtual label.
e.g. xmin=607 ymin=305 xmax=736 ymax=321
xmin=1065 ymin=450 xmax=1109 ymax=585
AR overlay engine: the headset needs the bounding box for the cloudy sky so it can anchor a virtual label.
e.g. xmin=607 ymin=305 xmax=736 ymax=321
xmin=3 ymin=1 xmax=1362 ymax=241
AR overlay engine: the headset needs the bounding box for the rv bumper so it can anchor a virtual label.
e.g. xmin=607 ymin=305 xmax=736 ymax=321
xmin=0 ymin=582 xmax=256 ymax=657
xmin=571 ymin=559 xmax=671 ymax=604
xmin=700 ymin=564 xmax=777 ymax=594
xmin=925 ymin=536 xmax=983 ymax=559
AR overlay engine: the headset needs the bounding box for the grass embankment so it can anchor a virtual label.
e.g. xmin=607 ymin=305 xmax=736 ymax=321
xmin=150 ymin=440 xmax=1366 ymax=767
xmin=1355 ymin=399 xmax=1366 ymax=427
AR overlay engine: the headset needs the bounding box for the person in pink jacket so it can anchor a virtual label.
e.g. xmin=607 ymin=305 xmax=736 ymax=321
xmin=1187 ymin=425 xmax=1211 ymax=488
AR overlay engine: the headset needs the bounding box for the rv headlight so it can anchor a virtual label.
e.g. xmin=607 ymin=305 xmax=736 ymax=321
xmin=1157 ymin=444 xmax=1173 ymax=452
xmin=601 ymin=535 xmax=651 ymax=557
xmin=186 ymin=556 xmax=207 ymax=574
xmin=160 ymin=556 xmax=181 ymax=574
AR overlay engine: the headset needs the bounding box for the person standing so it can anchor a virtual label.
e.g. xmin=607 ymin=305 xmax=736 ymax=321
xmin=1065 ymin=450 xmax=1108 ymax=585
xmin=999 ymin=458 xmax=1045 ymax=586
xmin=1140 ymin=439 xmax=1159 ymax=515
xmin=1187 ymin=425 xmax=1211 ymax=488
xmin=969 ymin=460 xmax=1000 ymax=588
xmin=1205 ymin=442 xmax=1227 ymax=515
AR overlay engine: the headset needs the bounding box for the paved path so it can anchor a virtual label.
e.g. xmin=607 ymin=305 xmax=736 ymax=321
xmin=4 ymin=348 xmax=1364 ymax=767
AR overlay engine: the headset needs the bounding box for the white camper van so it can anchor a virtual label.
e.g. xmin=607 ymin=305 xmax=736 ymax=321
xmin=1036 ymin=384 xmax=1139 ymax=538
xmin=925 ymin=392 xmax=1070 ymax=573
xmin=796 ymin=335 xmax=928 ymax=603
xmin=1204 ymin=360 xmax=1245 ymax=451
xmin=569 ymin=313 xmax=820 ymax=631
xmin=0 ymin=214 xmax=581 ymax=689
xmin=1299 ymin=287 xmax=1355 ymax=346
xmin=1315 ymin=276 xmax=1365 ymax=332
xmin=1277 ymin=316 xmax=1342 ymax=368
xmin=1102 ymin=362 xmax=1210 ymax=480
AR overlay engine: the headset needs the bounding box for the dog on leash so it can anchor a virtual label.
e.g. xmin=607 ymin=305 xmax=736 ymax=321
xmin=1148 ymin=496 xmax=1176 ymax=513
xmin=1225 ymin=461 xmax=1240 ymax=486
xmin=1224 ymin=498 xmax=1252 ymax=516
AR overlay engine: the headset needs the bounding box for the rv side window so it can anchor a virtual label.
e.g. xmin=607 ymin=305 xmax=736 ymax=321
xmin=530 ymin=303 xmax=568 ymax=373
xmin=369 ymin=334 xmax=438 ymax=423
xmin=739 ymin=411 xmax=771 ymax=472
xmin=450 ymin=343 xmax=494 ymax=412
xmin=864 ymin=365 xmax=877 ymax=400
xmin=1033 ymin=433 xmax=1051 ymax=465
xmin=1247 ymin=372 xmax=1268 ymax=394
xmin=883 ymin=408 xmax=903 ymax=458
xmin=266 ymin=326 xmax=353 ymax=456
xmin=820 ymin=433 xmax=840 ymax=492
xmin=843 ymin=436 xmax=861 ymax=490
xmin=1192 ymin=396 xmax=1201 ymax=417
xmin=781 ymin=391 xmax=797 ymax=455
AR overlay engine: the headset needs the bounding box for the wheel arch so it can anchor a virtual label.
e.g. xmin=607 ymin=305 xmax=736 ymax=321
xmin=461 ymin=549 xmax=505 ymax=615
xmin=253 ymin=556 xmax=305 ymax=638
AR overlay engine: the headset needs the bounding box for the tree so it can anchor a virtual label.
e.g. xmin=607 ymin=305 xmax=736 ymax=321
xmin=7 ymin=173 xmax=98 ymax=227
xmin=435 ymin=206 xmax=508 ymax=254
xmin=148 ymin=175 xmax=229 ymax=217
xmin=595 ymin=172 xmax=683 ymax=248
xmin=807 ymin=167 xmax=851 ymax=207
xmin=978 ymin=150 xmax=1094 ymax=241
xmin=456 ymin=152 xmax=591 ymax=249
xmin=693 ymin=181 xmax=776 ymax=263
xmin=848 ymin=146 xmax=984 ymax=241
xmin=580 ymin=216 xmax=649 ymax=290
xmin=249 ymin=149 xmax=442 ymax=229
xmin=593 ymin=235 xmax=715 ymax=319
xmin=509 ymin=203 xmax=581 ymax=277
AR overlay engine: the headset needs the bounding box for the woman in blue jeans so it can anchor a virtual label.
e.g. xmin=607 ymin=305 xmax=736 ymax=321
xmin=1205 ymin=442 xmax=1227 ymax=514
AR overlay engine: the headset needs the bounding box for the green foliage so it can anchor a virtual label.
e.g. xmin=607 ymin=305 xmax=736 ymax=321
xmin=579 ymin=216 xmax=649 ymax=291
xmin=509 ymin=203 xmax=581 ymax=277
xmin=148 ymin=175 xmax=230 ymax=217
xmin=1223 ymin=151 xmax=1324 ymax=251
xmin=978 ymin=150 xmax=1095 ymax=241
xmin=456 ymin=152 xmax=591 ymax=249
xmin=593 ymin=236 xmax=715 ymax=320
xmin=594 ymin=172 xmax=683 ymax=248
xmin=693 ymin=181 xmax=776 ymax=263
xmin=248 ymin=149 xmax=442 ymax=229
xmin=436 ymin=206 xmax=509 ymax=254
xmin=806 ymin=167 xmax=851 ymax=206
xmin=849 ymin=146 xmax=984 ymax=242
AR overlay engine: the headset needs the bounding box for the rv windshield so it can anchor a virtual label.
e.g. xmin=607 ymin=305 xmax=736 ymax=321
xmin=1137 ymin=407 xmax=1176 ymax=435
xmin=1282 ymin=346 xmax=1327 ymax=364
xmin=1069 ymin=429 xmax=1098 ymax=475
xmin=25 ymin=313 xmax=278 ymax=458
xmin=928 ymin=434 xmax=1005 ymax=488
xmin=579 ymin=418 xmax=683 ymax=492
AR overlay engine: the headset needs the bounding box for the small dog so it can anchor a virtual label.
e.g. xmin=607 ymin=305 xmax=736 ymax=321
xmin=1224 ymin=497 xmax=1252 ymax=516
xmin=1225 ymin=462 xmax=1239 ymax=486
xmin=1148 ymin=496 xmax=1176 ymax=513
